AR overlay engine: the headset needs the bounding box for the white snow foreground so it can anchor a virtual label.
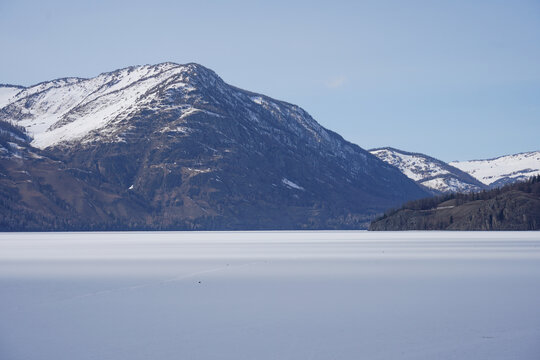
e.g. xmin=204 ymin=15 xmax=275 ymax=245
xmin=1 ymin=231 xmax=540 ymax=360
xmin=451 ymin=151 xmax=540 ymax=186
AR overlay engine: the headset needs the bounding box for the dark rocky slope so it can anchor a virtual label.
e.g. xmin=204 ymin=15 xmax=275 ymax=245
xmin=0 ymin=120 xmax=150 ymax=230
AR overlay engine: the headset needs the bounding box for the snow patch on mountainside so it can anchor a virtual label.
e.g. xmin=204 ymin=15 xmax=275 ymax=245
xmin=450 ymin=151 xmax=540 ymax=187
xmin=250 ymin=96 xmax=264 ymax=105
xmin=419 ymin=178 xmax=469 ymax=193
xmin=282 ymin=178 xmax=305 ymax=191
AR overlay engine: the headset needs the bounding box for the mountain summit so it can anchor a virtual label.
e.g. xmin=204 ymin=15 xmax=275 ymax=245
xmin=2 ymin=63 xmax=222 ymax=148
xmin=0 ymin=63 xmax=428 ymax=230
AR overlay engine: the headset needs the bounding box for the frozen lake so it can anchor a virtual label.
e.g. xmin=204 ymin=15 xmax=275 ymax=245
xmin=1 ymin=231 xmax=540 ymax=360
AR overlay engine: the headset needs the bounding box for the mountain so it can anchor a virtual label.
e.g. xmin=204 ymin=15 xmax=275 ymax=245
xmin=370 ymin=175 xmax=540 ymax=231
xmin=0 ymin=63 xmax=429 ymax=230
xmin=0 ymin=118 xmax=149 ymax=230
xmin=369 ymin=147 xmax=486 ymax=193
xmin=450 ymin=151 xmax=540 ymax=188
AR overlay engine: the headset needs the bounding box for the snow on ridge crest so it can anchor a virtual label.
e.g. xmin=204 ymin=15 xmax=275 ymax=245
xmin=0 ymin=62 xmax=266 ymax=149
xmin=1 ymin=62 xmax=349 ymax=159
xmin=370 ymin=147 xmax=483 ymax=193
xmin=450 ymin=151 xmax=540 ymax=186
xmin=0 ymin=63 xmax=205 ymax=148
xmin=370 ymin=148 xmax=449 ymax=182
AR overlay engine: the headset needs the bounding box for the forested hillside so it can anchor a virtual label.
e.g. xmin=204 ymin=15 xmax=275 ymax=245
xmin=370 ymin=175 xmax=540 ymax=230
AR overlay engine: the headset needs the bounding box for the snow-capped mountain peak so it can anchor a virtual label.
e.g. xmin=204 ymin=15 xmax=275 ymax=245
xmin=0 ymin=63 xmax=223 ymax=149
xmin=450 ymin=151 xmax=540 ymax=187
xmin=369 ymin=147 xmax=486 ymax=193
xmin=0 ymin=62 xmax=338 ymax=153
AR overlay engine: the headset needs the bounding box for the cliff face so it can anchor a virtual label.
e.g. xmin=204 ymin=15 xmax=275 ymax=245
xmin=370 ymin=176 xmax=540 ymax=231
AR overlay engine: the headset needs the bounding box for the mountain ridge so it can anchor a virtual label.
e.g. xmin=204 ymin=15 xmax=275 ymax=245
xmin=370 ymin=146 xmax=540 ymax=193
xmin=450 ymin=151 xmax=540 ymax=188
xmin=0 ymin=62 xmax=429 ymax=230
xmin=369 ymin=147 xmax=486 ymax=193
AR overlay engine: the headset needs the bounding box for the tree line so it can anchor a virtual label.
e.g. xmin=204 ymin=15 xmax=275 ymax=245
xmin=378 ymin=175 xmax=540 ymax=220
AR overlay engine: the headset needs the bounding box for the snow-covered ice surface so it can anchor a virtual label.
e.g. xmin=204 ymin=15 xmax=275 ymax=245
xmin=1 ymin=231 xmax=540 ymax=360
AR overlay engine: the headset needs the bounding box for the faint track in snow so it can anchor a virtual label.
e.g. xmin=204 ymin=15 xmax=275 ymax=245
xmin=7 ymin=261 xmax=261 ymax=313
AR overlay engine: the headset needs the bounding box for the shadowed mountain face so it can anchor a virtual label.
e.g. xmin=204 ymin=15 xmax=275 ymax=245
xmin=0 ymin=63 xmax=428 ymax=230
xmin=0 ymin=119 xmax=150 ymax=230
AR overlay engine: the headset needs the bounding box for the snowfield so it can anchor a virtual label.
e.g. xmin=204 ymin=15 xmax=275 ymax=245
xmin=451 ymin=151 xmax=540 ymax=186
xmin=1 ymin=231 xmax=540 ymax=360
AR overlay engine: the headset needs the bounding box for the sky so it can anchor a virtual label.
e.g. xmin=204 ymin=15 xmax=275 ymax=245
xmin=1 ymin=0 xmax=539 ymax=161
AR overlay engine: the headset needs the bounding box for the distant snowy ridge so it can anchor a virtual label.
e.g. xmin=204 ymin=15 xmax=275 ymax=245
xmin=371 ymin=146 xmax=540 ymax=192
xmin=450 ymin=151 xmax=540 ymax=187
xmin=370 ymin=147 xmax=485 ymax=193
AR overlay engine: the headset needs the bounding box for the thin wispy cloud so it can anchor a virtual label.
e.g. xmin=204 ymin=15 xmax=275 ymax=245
xmin=326 ymin=76 xmax=347 ymax=89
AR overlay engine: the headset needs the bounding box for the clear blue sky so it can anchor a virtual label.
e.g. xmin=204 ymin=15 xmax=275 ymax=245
xmin=1 ymin=0 xmax=539 ymax=161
